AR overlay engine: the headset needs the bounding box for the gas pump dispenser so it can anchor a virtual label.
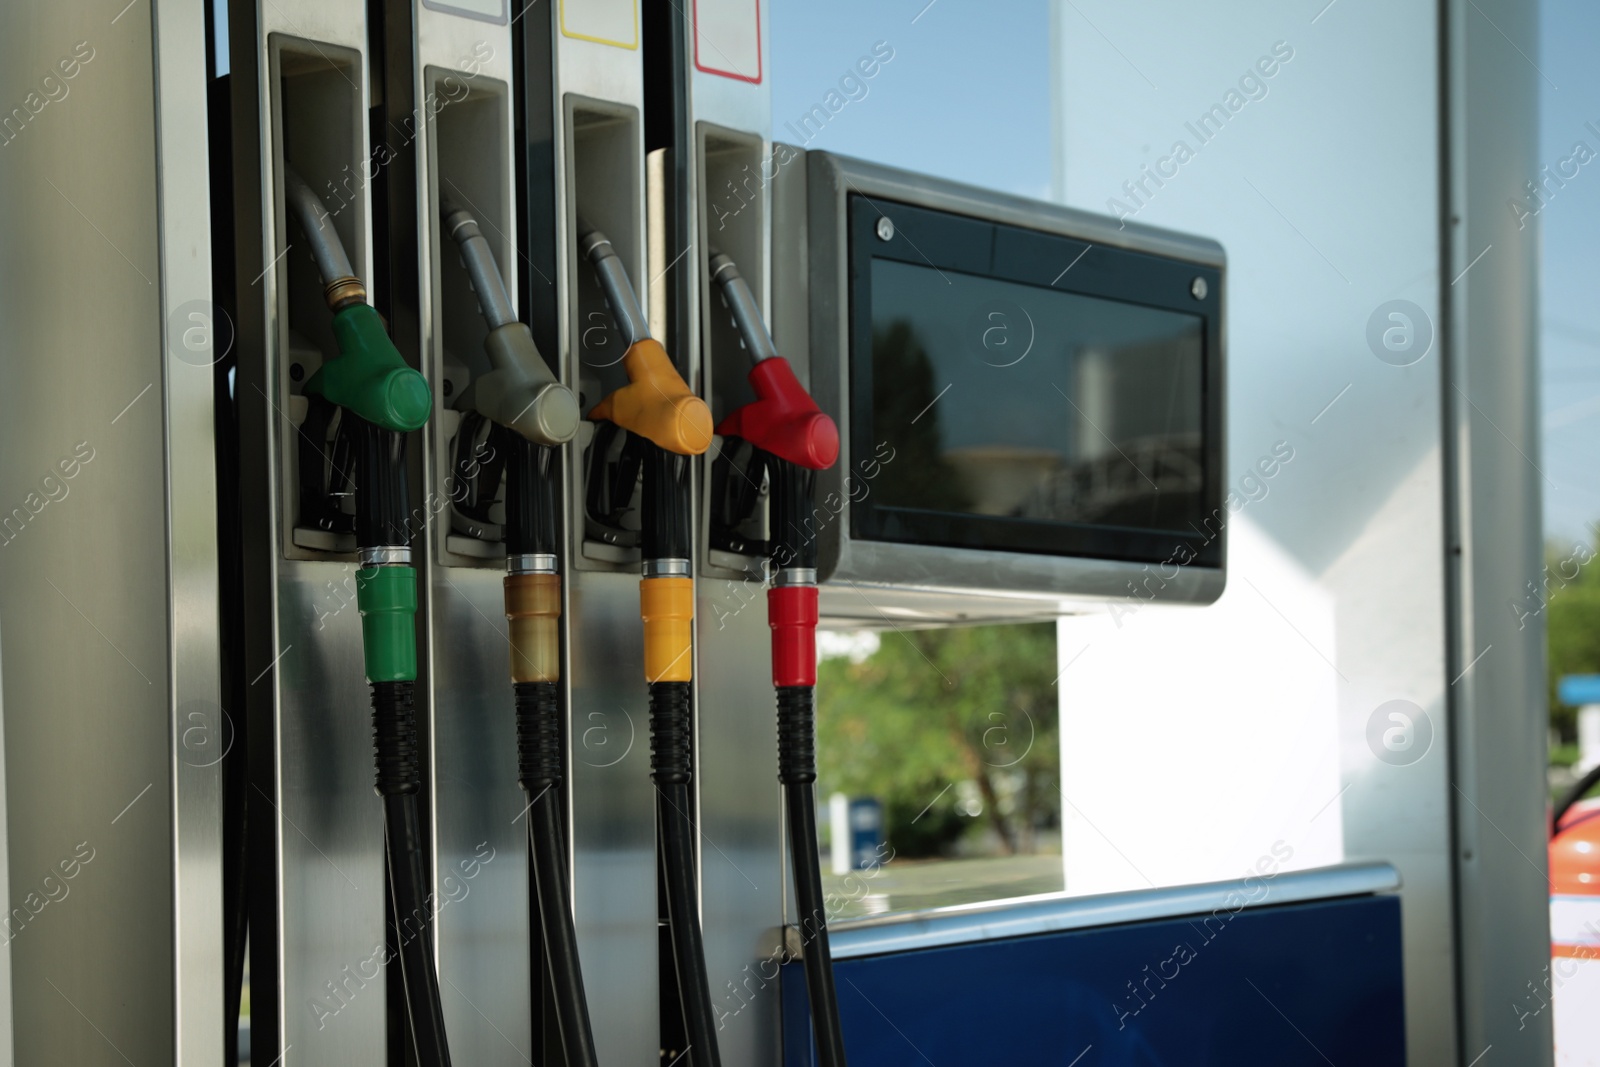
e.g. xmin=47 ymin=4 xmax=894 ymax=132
xmin=579 ymin=224 xmax=723 ymax=1066
xmin=281 ymin=168 xmax=453 ymax=1065
xmin=438 ymin=205 xmax=598 ymax=1067
xmin=709 ymin=249 xmax=848 ymax=1067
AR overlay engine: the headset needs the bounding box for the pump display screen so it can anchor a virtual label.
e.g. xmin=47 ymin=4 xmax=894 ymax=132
xmin=849 ymin=196 xmax=1223 ymax=568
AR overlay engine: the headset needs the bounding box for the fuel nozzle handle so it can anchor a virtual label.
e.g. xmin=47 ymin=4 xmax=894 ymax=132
xmin=286 ymin=166 xmax=431 ymax=436
xmin=709 ymin=250 xmax=838 ymax=473
xmin=580 ymin=224 xmax=713 ymax=459
xmin=443 ymin=205 xmax=580 ymax=447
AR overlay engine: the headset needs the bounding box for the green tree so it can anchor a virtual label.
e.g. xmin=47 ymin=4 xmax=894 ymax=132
xmin=1546 ymin=533 xmax=1600 ymax=743
xmin=816 ymin=622 xmax=1060 ymax=857
xmin=871 ymin=320 xmax=970 ymax=512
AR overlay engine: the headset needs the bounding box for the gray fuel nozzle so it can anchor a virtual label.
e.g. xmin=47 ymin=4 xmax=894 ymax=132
xmin=443 ymin=204 xmax=580 ymax=446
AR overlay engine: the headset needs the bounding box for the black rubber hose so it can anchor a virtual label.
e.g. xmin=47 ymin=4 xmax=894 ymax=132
xmin=778 ymin=685 xmax=848 ymax=1067
xmin=651 ymin=680 xmax=722 ymax=1067
xmin=516 ymin=681 xmax=600 ymax=1067
xmin=1554 ymin=760 xmax=1600 ymax=833
xmin=505 ymin=437 xmax=558 ymax=557
xmin=642 ymin=443 xmax=693 ymax=563
xmin=373 ymin=680 xmax=453 ymax=1067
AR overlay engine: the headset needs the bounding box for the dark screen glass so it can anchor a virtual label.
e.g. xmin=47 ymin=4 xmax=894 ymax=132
xmin=869 ymin=258 xmax=1206 ymax=537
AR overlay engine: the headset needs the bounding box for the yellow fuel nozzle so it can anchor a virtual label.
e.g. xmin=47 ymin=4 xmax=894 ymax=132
xmin=576 ymin=223 xmax=712 ymax=457
xmin=588 ymin=338 xmax=713 ymax=457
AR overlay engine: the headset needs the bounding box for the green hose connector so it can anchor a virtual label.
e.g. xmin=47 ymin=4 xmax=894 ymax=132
xmin=305 ymin=304 xmax=432 ymax=433
xmin=357 ymin=566 xmax=419 ymax=683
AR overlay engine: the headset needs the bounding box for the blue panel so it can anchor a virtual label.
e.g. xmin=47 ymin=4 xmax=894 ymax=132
xmin=1559 ymin=674 xmax=1600 ymax=706
xmin=784 ymin=894 xmax=1404 ymax=1067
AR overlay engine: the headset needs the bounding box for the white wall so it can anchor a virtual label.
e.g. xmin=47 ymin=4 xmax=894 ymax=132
xmin=1052 ymin=2 xmax=1456 ymax=1061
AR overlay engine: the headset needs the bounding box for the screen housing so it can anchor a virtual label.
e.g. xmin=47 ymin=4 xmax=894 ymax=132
xmin=792 ymin=151 xmax=1227 ymax=624
xmin=851 ymin=204 xmax=1220 ymax=569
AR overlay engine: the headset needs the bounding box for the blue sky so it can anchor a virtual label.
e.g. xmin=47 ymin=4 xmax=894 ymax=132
xmin=773 ymin=0 xmax=1598 ymax=544
xmin=1537 ymin=0 xmax=1600 ymax=544
xmin=770 ymin=0 xmax=1053 ymax=199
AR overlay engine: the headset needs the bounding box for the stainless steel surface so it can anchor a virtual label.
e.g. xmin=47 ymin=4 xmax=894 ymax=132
xmin=413 ymin=5 xmax=534 ymax=1061
xmin=817 ymin=541 xmax=1224 ymax=628
xmin=509 ymin=553 xmax=558 ymax=575
xmin=679 ymin=6 xmax=784 ymax=1063
xmin=773 ymin=568 xmax=816 ymax=587
xmin=0 ymin=0 xmax=222 ymax=1061
xmin=550 ymin=5 xmax=659 ymax=1062
xmin=245 ymin=6 xmax=389 ymax=1063
xmin=443 ymin=208 xmax=517 ymax=331
xmin=284 ymin=166 xmax=358 ymax=287
xmin=800 ymin=149 xmax=1228 ymax=620
xmin=1445 ymin=0 xmax=1552 ymax=1061
xmin=359 ymin=547 xmax=412 ymax=567
xmin=643 ymin=558 xmax=691 ymax=578
xmin=155 ymin=2 xmax=226 ymax=1059
xmin=831 ymin=861 xmax=1401 ymax=960
xmin=579 ymin=227 xmax=650 ymax=345
xmin=708 ymin=251 xmax=779 ymax=363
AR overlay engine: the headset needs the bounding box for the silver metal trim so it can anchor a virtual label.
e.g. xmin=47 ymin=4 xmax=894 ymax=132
xmin=1443 ymin=0 xmax=1552 ymax=1060
xmin=359 ymin=546 xmax=413 ymax=567
xmin=155 ymin=1 xmax=225 ymax=1058
xmin=509 ymin=553 xmax=559 ymax=575
xmin=829 ymin=861 xmax=1401 ymax=960
xmin=773 ymin=567 xmax=816 ymax=588
xmin=643 ymin=557 xmax=691 ymax=578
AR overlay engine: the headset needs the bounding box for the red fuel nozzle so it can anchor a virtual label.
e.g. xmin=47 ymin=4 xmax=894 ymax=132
xmin=707 ymin=250 xmax=838 ymax=471
xmin=716 ymin=357 xmax=839 ymax=472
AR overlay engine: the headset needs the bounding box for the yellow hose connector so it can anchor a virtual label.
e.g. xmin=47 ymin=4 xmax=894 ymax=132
xmin=641 ymin=577 xmax=694 ymax=683
xmin=505 ymin=573 xmax=561 ymax=683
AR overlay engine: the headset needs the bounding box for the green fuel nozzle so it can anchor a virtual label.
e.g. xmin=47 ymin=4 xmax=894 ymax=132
xmin=303 ymin=304 xmax=432 ymax=434
xmin=283 ymin=166 xmax=431 ymax=434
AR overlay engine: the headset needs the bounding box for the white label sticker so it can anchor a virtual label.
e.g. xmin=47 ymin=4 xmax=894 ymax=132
xmin=560 ymin=0 xmax=639 ymax=49
xmin=694 ymin=0 xmax=761 ymax=82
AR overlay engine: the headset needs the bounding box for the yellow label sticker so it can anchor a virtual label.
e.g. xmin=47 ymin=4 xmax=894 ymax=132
xmin=559 ymin=0 xmax=639 ymax=50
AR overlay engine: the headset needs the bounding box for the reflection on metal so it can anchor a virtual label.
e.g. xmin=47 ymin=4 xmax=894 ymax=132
xmin=548 ymin=6 xmax=659 ymax=1063
xmin=830 ymin=862 xmax=1401 ymax=960
xmin=235 ymin=5 xmax=389 ymax=1063
xmin=680 ymin=7 xmax=783 ymax=1063
xmin=0 ymin=1 xmax=222 ymax=1061
xmin=413 ymin=5 xmax=533 ymax=1060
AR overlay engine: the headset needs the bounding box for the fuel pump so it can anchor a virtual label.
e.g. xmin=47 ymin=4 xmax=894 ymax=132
xmin=438 ymin=205 xmax=600 ymax=1067
xmin=578 ymin=225 xmax=722 ymax=1067
xmin=709 ymin=249 xmax=848 ymax=1067
xmin=281 ymin=168 xmax=452 ymax=1065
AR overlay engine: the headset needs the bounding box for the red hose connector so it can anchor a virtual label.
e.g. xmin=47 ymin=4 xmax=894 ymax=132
xmin=716 ymin=358 xmax=839 ymax=472
xmin=768 ymin=585 xmax=819 ymax=688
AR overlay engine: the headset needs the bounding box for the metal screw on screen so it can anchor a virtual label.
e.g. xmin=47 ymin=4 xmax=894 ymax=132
xmin=1190 ymin=276 xmax=1208 ymax=300
xmin=875 ymin=216 xmax=894 ymax=241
